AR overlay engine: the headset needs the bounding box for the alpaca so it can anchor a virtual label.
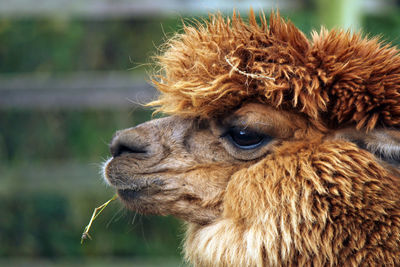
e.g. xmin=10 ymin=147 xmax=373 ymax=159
xmin=103 ymin=11 xmax=400 ymax=266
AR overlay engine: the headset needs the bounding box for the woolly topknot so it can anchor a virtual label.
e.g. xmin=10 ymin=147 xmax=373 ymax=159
xmin=149 ymin=11 xmax=400 ymax=130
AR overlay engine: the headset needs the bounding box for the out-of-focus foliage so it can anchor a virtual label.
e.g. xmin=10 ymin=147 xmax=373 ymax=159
xmin=0 ymin=17 xmax=180 ymax=73
xmin=363 ymin=11 xmax=400 ymax=46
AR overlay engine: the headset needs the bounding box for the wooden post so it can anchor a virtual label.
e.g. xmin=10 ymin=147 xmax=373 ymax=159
xmin=315 ymin=0 xmax=362 ymax=31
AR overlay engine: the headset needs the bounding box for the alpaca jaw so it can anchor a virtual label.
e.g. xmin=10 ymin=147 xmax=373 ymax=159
xmin=103 ymin=156 xmax=221 ymax=224
xmin=104 ymin=161 xmax=228 ymax=224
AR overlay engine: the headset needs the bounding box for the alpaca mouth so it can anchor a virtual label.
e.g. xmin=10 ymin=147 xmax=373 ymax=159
xmin=116 ymin=178 xmax=165 ymax=200
xmin=118 ymin=188 xmax=143 ymax=200
xmin=114 ymin=178 xmax=171 ymax=217
xmin=103 ymin=157 xmax=165 ymax=191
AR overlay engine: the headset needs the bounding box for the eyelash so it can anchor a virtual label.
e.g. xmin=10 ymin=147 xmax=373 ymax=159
xmin=221 ymin=127 xmax=273 ymax=150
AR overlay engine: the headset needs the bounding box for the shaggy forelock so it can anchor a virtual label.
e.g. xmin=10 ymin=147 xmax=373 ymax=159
xmin=150 ymin=11 xmax=400 ymax=130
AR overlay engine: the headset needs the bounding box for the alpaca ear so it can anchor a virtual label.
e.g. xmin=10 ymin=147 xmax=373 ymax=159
xmin=310 ymin=30 xmax=400 ymax=130
xmin=332 ymin=128 xmax=400 ymax=167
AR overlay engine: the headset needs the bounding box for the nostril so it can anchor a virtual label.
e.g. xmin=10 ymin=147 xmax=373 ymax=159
xmin=110 ymin=140 xmax=148 ymax=158
xmin=116 ymin=144 xmax=147 ymax=157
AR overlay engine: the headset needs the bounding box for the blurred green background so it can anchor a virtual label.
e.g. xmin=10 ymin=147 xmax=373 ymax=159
xmin=1 ymin=0 xmax=400 ymax=266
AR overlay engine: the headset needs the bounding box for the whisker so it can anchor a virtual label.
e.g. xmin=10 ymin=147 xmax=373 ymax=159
xmin=106 ymin=206 xmax=125 ymax=228
xmin=131 ymin=211 xmax=138 ymax=225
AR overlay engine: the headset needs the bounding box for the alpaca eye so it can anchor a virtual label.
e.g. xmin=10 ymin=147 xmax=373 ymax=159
xmin=224 ymin=127 xmax=271 ymax=149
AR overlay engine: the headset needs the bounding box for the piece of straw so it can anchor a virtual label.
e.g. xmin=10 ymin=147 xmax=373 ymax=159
xmin=81 ymin=194 xmax=118 ymax=244
xmin=225 ymin=55 xmax=275 ymax=81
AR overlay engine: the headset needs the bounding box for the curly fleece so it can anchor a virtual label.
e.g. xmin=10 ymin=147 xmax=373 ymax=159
xmin=150 ymin=11 xmax=400 ymax=130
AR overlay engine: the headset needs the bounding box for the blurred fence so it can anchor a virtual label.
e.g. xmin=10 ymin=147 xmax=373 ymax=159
xmin=0 ymin=72 xmax=156 ymax=109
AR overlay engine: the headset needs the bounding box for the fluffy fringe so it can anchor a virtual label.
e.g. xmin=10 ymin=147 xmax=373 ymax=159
xmin=149 ymin=11 xmax=400 ymax=130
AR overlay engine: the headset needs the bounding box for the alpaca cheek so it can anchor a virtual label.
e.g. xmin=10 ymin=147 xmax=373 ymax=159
xmin=223 ymin=165 xmax=270 ymax=222
xmin=222 ymin=150 xmax=311 ymax=224
xmin=153 ymin=164 xmax=240 ymax=224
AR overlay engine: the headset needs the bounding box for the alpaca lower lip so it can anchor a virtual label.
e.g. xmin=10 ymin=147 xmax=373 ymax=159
xmin=116 ymin=178 xmax=165 ymax=200
xmin=117 ymin=189 xmax=142 ymax=200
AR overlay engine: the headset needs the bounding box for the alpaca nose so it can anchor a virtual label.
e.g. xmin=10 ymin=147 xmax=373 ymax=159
xmin=110 ymin=129 xmax=149 ymax=158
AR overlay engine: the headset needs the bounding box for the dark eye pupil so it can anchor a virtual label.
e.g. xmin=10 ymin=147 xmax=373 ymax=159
xmin=229 ymin=128 xmax=264 ymax=147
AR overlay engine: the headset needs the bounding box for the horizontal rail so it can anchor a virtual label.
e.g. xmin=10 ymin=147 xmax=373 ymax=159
xmin=0 ymin=71 xmax=158 ymax=109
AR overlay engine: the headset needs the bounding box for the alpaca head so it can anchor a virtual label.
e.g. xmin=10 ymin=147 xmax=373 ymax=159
xmin=103 ymin=12 xmax=400 ymax=266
